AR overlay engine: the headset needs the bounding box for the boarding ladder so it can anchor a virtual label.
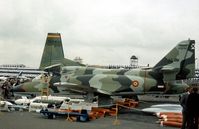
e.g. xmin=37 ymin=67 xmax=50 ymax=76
xmin=41 ymin=88 xmax=49 ymax=96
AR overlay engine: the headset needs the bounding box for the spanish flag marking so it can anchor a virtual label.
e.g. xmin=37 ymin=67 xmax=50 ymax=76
xmin=47 ymin=35 xmax=60 ymax=38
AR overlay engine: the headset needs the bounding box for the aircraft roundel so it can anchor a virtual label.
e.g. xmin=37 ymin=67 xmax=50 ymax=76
xmin=131 ymin=80 xmax=139 ymax=87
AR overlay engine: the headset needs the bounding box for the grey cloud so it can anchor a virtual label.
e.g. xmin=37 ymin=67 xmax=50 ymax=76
xmin=0 ymin=0 xmax=199 ymax=68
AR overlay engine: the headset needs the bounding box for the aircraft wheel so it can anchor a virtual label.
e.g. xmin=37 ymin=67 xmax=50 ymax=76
xmin=48 ymin=113 xmax=55 ymax=119
xmin=132 ymin=95 xmax=139 ymax=101
xmin=122 ymin=95 xmax=139 ymax=101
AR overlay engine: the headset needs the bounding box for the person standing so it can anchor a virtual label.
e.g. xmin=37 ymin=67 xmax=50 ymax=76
xmin=180 ymin=87 xmax=191 ymax=129
xmin=187 ymin=87 xmax=199 ymax=129
xmin=1 ymin=81 xmax=9 ymax=99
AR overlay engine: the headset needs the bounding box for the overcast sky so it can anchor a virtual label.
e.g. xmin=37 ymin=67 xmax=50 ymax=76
xmin=0 ymin=0 xmax=199 ymax=68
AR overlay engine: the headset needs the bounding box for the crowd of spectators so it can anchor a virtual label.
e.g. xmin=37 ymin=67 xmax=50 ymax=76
xmin=0 ymin=78 xmax=21 ymax=99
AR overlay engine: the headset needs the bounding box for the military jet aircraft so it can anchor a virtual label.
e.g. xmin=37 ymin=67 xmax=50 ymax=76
xmin=12 ymin=34 xmax=195 ymax=105
xmin=53 ymin=39 xmax=195 ymax=104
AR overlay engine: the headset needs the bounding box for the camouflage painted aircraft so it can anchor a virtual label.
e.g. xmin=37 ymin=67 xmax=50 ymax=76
xmin=13 ymin=36 xmax=195 ymax=103
xmin=53 ymin=39 xmax=195 ymax=102
xmin=12 ymin=74 xmax=50 ymax=94
xmin=13 ymin=33 xmax=83 ymax=95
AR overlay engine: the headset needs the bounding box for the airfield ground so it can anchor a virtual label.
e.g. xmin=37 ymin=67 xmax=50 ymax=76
xmin=0 ymin=101 xmax=179 ymax=129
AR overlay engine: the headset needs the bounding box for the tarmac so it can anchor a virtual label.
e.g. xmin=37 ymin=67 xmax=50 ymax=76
xmin=0 ymin=101 xmax=179 ymax=129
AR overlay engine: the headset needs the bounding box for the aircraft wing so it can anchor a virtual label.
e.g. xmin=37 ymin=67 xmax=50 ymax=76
xmin=44 ymin=64 xmax=61 ymax=74
xmin=161 ymin=66 xmax=177 ymax=71
xmin=54 ymin=82 xmax=78 ymax=86
xmin=54 ymin=82 xmax=91 ymax=94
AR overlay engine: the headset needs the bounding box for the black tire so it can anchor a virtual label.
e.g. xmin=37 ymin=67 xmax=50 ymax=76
xmin=47 ymin=113 xmax=55 ymax=119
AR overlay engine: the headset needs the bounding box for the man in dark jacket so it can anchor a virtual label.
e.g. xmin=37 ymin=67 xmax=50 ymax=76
xmin=187 ymin=87 xmax=199 ymax=129
xmin=180 ymin=87 xmax=191 ymax=129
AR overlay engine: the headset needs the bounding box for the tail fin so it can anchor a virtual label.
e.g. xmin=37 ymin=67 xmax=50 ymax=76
xmin=39 ymin=33 xmax=64 ymax=69
xmin=39 ymin=33 xmax=84 ymax=70
xmin=153 ymin=39 xmax=195 ymax=81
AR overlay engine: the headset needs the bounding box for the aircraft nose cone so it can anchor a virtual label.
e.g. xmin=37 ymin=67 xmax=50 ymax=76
xmin=12 ymin=85 xmax=26 ymax=92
